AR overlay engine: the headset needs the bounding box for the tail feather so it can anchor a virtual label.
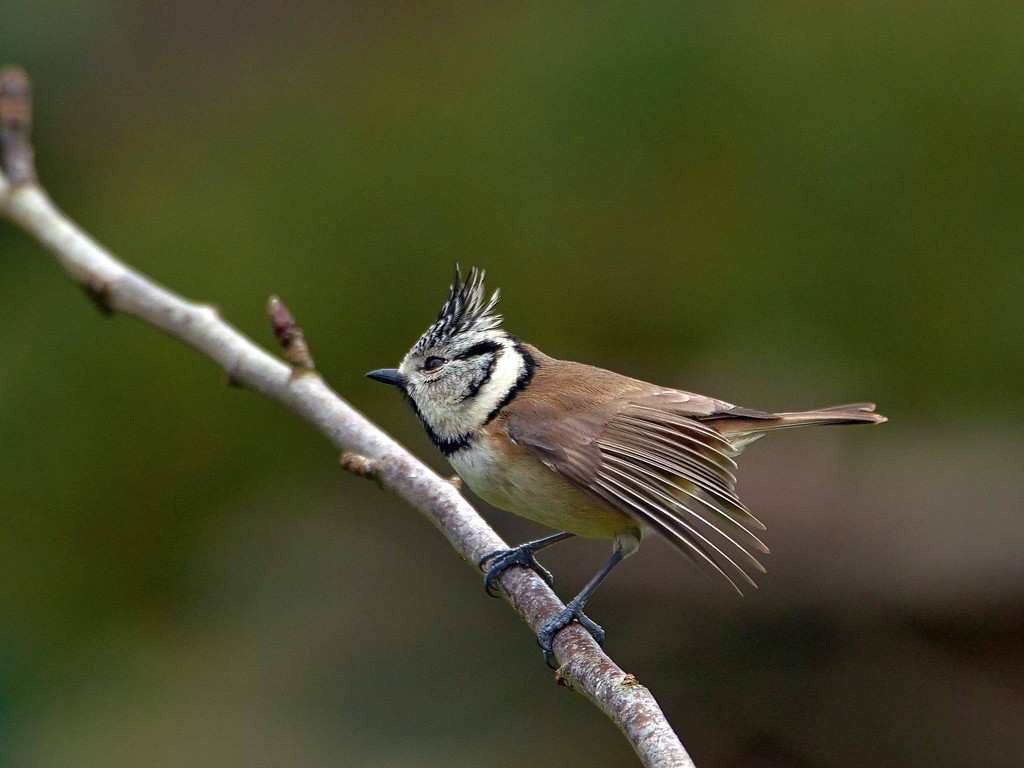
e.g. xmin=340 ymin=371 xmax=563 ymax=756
xmin=775 ymin=402 xmax=885 ymax=425
xmin=707 ymin=403 xmax=886 ymax=450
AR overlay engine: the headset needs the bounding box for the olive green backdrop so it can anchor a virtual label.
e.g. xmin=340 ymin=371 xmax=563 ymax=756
xmin=2 ymin=3 xmax=1021 ymax=767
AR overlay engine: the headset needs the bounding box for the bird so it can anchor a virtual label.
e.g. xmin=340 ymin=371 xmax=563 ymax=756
xmin=367 ymin=267 xmax=885 ymax=665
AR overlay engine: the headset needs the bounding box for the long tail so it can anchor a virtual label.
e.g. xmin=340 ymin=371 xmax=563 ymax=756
xmin=707 ymin=402 xmax=886 ymax=451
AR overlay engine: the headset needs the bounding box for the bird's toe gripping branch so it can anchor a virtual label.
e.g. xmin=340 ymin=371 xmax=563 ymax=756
xmin=478 ymin=531 xmax=576 ymax=598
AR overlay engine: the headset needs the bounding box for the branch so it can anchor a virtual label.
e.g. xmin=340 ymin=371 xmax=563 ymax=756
xmin=0 ymin=67 xmax=695 ymax=768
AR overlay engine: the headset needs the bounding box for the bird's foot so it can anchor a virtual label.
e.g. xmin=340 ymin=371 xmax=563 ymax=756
xmin=479 ymin=543 xmax=555 ymax=598
xmin=537 ymin=600 xmax=605 ymax=669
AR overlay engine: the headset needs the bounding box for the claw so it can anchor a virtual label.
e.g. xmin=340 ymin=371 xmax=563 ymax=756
xmin=480 ymin=544 xmax=555 ymax=598
xmin=537 ymin=600 xmax=605 ymax=669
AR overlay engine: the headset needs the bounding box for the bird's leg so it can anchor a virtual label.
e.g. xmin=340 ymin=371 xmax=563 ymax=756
xmin=537 ymin=545 xmax=626 ymax=668
xmin=479 ymin=531 xmax=576 ymax=597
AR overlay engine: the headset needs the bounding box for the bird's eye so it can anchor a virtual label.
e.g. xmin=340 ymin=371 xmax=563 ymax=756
xmin=422 ymin=356 xmax=446 ymax=373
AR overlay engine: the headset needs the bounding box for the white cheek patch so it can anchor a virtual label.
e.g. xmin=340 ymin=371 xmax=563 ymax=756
xmin=415 ymin=341 xmax=523 ymax=442
xmin=400 ymin=330 xmax=527 ymax=446
xmin=460 ymin=345 xmax=523 ymax=428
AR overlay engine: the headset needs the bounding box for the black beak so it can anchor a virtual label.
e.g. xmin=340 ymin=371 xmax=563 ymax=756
xmin=366 ymin=368 xmax=406 ymax=388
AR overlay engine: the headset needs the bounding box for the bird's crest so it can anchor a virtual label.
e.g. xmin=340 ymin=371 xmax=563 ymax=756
xmin=413 ymin=265 xmax=502 ymax=353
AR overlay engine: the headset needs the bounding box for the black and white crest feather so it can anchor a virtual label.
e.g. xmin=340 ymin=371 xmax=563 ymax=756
xmin=413 ymin=266 xmax=503 ymax=354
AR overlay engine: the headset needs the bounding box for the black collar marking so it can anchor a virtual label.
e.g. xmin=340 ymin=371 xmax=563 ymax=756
xmin=405 ymin=393 xmax=473 ymax=456
xmin=427 ymin=428 xmax=472 ymax=457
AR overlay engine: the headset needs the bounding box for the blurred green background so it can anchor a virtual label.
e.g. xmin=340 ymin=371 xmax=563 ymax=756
xmin=2 ymin=2 xmax=1022 ymax=766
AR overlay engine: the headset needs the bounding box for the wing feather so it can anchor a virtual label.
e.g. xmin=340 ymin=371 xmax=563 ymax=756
xmin=600 ymin=452 xmax=768 ymax=557
xmin=601 ymin=420 xmax=756 ymax=526
xmin=608 ymin=417 xmax=738 ymax=489
xmin=590 ymin=473 xmax=753 ymax=592
xmin=599 ymin=461 xmax=766 ymax=577
xmin=507 ymin=394 xmax=770 ymax=590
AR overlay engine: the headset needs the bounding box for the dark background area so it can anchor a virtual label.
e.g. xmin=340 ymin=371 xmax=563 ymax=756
xmin=2 ymin=3 xmax=1022 ymax=766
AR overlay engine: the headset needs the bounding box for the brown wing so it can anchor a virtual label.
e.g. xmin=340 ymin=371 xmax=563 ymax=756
xmin=506 ymin=383 xmax=769 ymax=592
